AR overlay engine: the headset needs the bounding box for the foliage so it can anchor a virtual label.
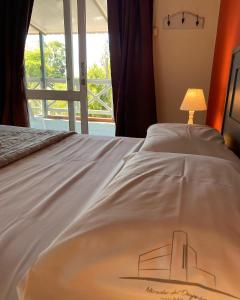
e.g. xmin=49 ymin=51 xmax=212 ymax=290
xmin=87 ymin=61 xmax=111 ymax=114
xmin=25 ymin=41 xmax=66 ymax=79
xmin=25 ymin=39 xmax=112 ymax=118
xmin=45 ymin=41 xmax=66 ymax=78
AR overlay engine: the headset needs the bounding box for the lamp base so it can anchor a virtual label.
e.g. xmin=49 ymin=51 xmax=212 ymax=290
xmin=188 ymin=110 xmax=195 ymax=125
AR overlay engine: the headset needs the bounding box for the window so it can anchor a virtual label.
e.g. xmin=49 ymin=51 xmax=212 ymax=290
xmin=25 ymin=0 xmax=115 ymax=136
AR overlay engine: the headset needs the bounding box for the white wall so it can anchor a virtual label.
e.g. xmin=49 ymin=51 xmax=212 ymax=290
xmin=153 ymin=0 xmax=220 ymax=124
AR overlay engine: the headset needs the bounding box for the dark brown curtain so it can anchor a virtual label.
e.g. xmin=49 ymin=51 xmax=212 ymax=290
xmin=107 ymin=0 xmax=157 ymax=138
xmin=0 ymin=0 xmax=34 ymax=127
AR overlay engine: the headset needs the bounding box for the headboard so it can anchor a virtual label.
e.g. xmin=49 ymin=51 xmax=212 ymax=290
xmin=222 ymin=47 xmax=240 ymax=158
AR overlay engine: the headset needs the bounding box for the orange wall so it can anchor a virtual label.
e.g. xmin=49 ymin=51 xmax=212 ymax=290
xmin=206 ymin=0 xmax=240 ymax=131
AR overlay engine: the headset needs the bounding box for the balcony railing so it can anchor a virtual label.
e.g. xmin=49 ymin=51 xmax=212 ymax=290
xmin=27 ymin=77 xmax=114 ymax=121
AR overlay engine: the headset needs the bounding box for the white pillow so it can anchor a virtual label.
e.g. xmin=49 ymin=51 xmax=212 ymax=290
xmin=141 ymin=123 xmax=238 ymax=162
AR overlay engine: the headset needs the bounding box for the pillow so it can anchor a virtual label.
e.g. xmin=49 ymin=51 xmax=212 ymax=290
xmin=141 ymin=123 xmax=239 ymax=162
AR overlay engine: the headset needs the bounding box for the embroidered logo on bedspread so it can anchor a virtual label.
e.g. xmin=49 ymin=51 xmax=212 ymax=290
xmin=120 ymin=231 xmax=240 ymax=300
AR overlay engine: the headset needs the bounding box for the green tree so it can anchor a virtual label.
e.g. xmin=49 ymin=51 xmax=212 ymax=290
xmin=88 ymin=63 xmax=112 ymax=115
xmin=25 ymin=39 xmax=112 ymax=118
xmin=87 ymin=45 xmax=112 ymax=117
xmin=25 ymin=48 xmax=41 ymax=78
xmin=44 ymin=41 xmax=66 ymax=78
xmin=25 ymin=41 xmax=66 ymax=88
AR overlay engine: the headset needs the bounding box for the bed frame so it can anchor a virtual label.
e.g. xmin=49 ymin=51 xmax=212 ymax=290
xmin=222 ymin=46 xmax=240 ymax=158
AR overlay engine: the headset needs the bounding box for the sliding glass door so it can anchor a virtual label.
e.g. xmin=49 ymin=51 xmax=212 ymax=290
xmin=25 ymin=0 xmax=114 ymax=136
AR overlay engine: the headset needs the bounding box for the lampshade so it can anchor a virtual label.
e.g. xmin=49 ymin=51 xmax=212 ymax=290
xmin=180 ymin=89 xmax=207 ymax=111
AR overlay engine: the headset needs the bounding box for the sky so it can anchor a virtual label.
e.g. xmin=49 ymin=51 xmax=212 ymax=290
xmin=25 ymin=33 xmax=109 ymax=76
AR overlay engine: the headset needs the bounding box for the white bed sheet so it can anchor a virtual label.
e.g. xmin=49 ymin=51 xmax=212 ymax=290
xmin=0 ymin=134 xmax=143 ymax=300
xmin=18 ymin=151 xmax=240 ymax=300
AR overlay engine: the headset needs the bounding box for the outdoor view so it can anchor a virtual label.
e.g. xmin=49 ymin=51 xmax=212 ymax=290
xmin=25 ymin=0 xmax=115 ymax=136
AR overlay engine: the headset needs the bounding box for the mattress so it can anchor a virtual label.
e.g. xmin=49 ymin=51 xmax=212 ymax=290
xmin=0 ymin=132 xmax=143 ymax=300
xmin=1 ymin=123 xmax=240 ymax=300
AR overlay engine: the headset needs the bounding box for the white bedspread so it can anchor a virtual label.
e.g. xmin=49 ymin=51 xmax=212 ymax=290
xmin=18 ymin=151 xmax=240 ymax=300
xmin=0 ymin=134 xmax=143 ymax=300
xmin=0 ymin=125 xmax=74 ymax=168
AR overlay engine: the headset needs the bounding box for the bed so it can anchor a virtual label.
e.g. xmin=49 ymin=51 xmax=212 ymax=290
xmin=0 ymin=127 xmax=143 ymax=300
xmin=1 ymin=49 xmax=240 ymax=300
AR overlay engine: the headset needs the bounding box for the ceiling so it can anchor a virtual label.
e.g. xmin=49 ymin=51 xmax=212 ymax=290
xmin=29 ymin=0 xmax=108 ymax=34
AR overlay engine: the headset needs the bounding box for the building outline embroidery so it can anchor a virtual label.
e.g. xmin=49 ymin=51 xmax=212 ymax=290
xmin=120 ymin=230 xmax=240 ymax=300
xmin=137 ymin=231 xmax=216 ymax=287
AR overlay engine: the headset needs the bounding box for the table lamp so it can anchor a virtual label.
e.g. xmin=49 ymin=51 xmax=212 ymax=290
xmin=180 ymin=88 xmax=207 ymax=124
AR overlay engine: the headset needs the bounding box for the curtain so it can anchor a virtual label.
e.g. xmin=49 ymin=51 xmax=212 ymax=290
xmin=0 ymin=0 xmax=34 ymax=127
xmin=107 ymin=0 xmax=157 ymax=138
